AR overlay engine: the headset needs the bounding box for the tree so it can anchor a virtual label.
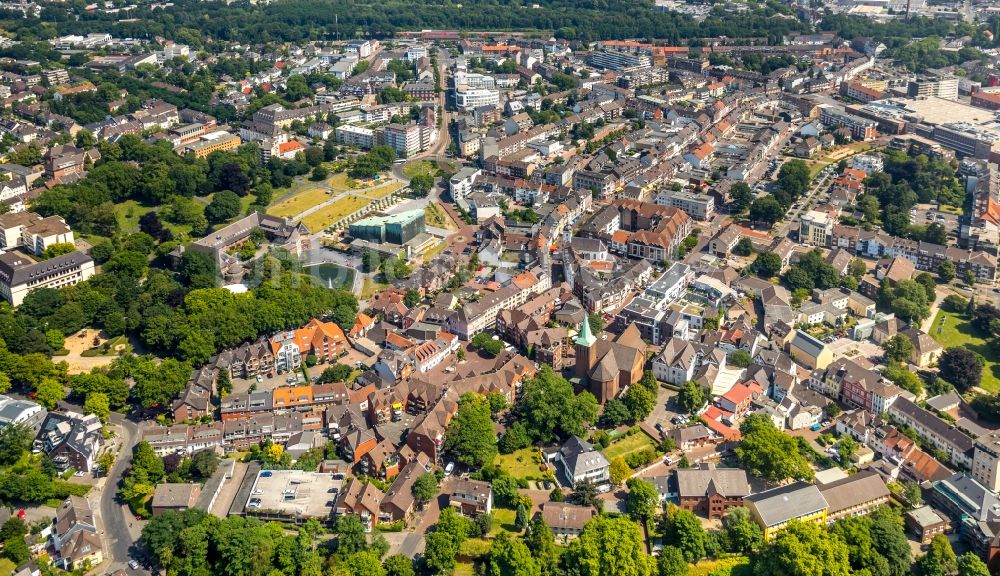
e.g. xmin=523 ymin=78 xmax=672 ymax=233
xmin=204 ymin=190 xmax=242 ymax=224
xmin=587 ymin=313 xmax=605 ymax=333
xmin=957 ymin=553 xmax=991 ymax=576
xmin=409 ymin=173 xmax=434 ymax=197
xmin=517 ymin=366 xmax=599 ymax=442
xmin=623 ymin=383 xmax=655 ymax=422
xmin=662 ymin=505 xmax=706 ymax=563
xmin=318 ymin=364 xmax=353 ymax=383
xmin=525 ymin=516 xmax=557 ymax=574
xmin=470 ymin=332 xmax=504 ymax=357
xmin=485 ymin=532 xmax=541 ymax=576
xmin=571 ymin=480 xmax=600 ymax=509
xmin=34 ymin=378 xmax=65 ymax=410
xmin=0 ymin=425 xmax=33 ymax=466
xmin=939 ymin=347 xmax=984 ymax=392
xmin=749 ymin=196 xmax=784 ymax=227
xmin=515 ymin=503 xmax=529 ymax=532
xmin=869 ymin=506 xmax=912 ymax=576
xmin=728 ymin=349 xmax=752 ymax=368
xmin=733 ymin=237 xmax=754 ymax=256
xmin=752 ymin=520 xmax=851 ymax=576
xmin=412 ymin=473 xmax=439 ymax=508
xmin=731 ymin=182 xmax=753 ymax=214
xmin=657 ymin=546 xmax=688 ymax=576
xmin=498 ymin=422 xmax=531 ymax=454
xmin=84 ymin=392 xmax=111 ymax=420
xmin=600 ymin=399 xmax=633 ymax=427
xmin=750 ymin=252 xmax=782 ymax=278
xmin=562 ymin=515 xmax=654 ymax=576
xmin=404 ymin=289 xmax=420 ymax=308
xmin=423 ymin=530 xmax=458 ymax=575
xmin=610 ymin=457 xmax=631 ymax=486
xmin=882 ymin=334 xmax=914 ymax=364
xmin=914 ymin=534 xmax=957 ymax=576
xmin=676 ymin=381 xmax=707 ymax=414
xmin=625 ymin=478 xmax=658 ymax=522
xmin=383 ymin=555 xmax=416 ymax=576
xmin=345 ymin=551 xmax=386 ymax=576
xmin=902 ymin=481 xmax=924 ymax=508
xmin=736 ymin=414 xmax=813 ymax=483
xmin=836 ymin=436 xmax=857 ymax=467
xmin=444 ymin=393 xmax=497 ymax=467
xmin=721 ymin=506 xmax=763 ymax=554
xmin=938 ymin=260 xmax=956 ymax=282
xmin=334 ymin=515 xmax=368 ymax=556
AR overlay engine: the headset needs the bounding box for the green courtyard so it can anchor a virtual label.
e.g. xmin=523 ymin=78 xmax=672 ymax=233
xmin=930 ymin=309 xmax=1000 ymax=393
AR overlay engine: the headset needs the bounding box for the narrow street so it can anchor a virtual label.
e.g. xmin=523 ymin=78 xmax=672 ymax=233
xmin=95 ymin=414 xmax=145 ymax=573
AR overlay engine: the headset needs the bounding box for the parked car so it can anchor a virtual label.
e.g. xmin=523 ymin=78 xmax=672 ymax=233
xmin=444 ymin=462 xmax=455 ymax=476
xmin=129 ymin=560 xmax=140 ymax=570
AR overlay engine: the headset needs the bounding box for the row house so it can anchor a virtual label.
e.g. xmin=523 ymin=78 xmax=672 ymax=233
xmin=141 ymin=422 xmax=225 ymax=457
xmin=270 ymin=318 xmax=350 ymax=372
xmin=888 ymin=397 xmax=974 ymax=469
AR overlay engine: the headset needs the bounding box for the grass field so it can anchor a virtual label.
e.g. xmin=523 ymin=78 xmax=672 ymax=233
xmin=403 ymin=160 xmax=437 ymax=179
xmin=360 ymin=278 xmax=389 ymax=299
xmin=301 ymin=195 xmax=371 ymax=232
xmin=361 ymin=180 xmax=405 ymax=200
xmin=328 ymin=172 xmax=360 ymax=191
xmin=268 ymin=187 xmax=337 ymax=218
xmin=0 ymin=558 xmax=14 ymax=576
xmin=930 ymin=309 xmax=1000 ymax=392
xmin=494 ymin=448 xmax=545 ymax=479
xmin=425 ymin=203 xmax=458 ymax=231
xmin=689 ymin=556 xmax=751 ymax=576
xmin=602 ymin=433 xmax=655 ymax=461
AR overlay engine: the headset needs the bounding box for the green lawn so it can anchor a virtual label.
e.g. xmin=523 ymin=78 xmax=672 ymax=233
xmin=602 ymin=433 xmax=655 ymax=462
xmin=80 ymin=334 xmax=132 ymax=357
xmin=0 ymin=558 xmax=15 ymax=576
xmin=494 ymin=448 xmax=545 ymax=479
xmin=493 ymin=508 xmax=517 ymax=533
xmin=930 ymin=309 xmax=1000 ymax=392
xmin=403 ymin=160 xmax=437 ymax=179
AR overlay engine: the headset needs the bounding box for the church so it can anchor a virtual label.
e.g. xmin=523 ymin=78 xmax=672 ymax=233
xmin=574 ymin=316 xmax=647 ymax=403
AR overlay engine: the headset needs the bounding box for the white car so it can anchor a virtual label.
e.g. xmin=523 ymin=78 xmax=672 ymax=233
xmin=444 ymin=462 xmax=455 ymax=476
xmin=128 ymin=560 xmax=140 ymax=570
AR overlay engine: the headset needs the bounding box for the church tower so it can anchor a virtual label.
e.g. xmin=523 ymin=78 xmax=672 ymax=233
xmin=574 ymin=315 xmax=598 ymax=380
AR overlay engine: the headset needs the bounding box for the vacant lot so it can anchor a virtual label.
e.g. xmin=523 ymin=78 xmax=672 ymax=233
xmin=301 ymin=195 xmax=371 ymax=232
xmin=930 ymin=309 xmax=1000 ymax=393
xmin=602 ymin=433 xmax=655 ymax=462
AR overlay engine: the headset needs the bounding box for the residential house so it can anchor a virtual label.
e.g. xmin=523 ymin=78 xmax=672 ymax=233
xmin=51 ymin=496 xmax=102 ymax=570
xmin=889 ymin=397 xmax=974 ymax=469
xmin=540 ymin=502 xmax=596 ymax=541
xmin=335 ymin=478 xmax=385 ymax=532
xmin=449 ymin=479 xmax=493 ymax=517
xmin=553 ymin=436 xmax=610 ymax=486
xmin=151 ymin=483 xmax=202 ymax=516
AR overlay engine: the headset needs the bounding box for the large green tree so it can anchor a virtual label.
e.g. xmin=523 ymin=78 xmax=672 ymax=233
xmin=752 ymin=520 xmax=851 ymax=576
xmin=484 ymin=532 xmax=541 ymax=576
xmin=735 ymin=414 xmax=813 ymax=483
xmin=443 ymin=393 xmax=498 ymax=467
xmin=517 ymin=366 xmax=598 ymax=442
xmin=561 ymin=516 xmax=654 ymax=576
xmin=661 ymin=505 xmax=706 ymax=563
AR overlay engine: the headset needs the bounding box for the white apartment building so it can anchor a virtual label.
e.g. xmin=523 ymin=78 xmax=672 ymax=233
xmin=0 ymin=251 xmax=95 ymax=306
xmin=449 ymin=167 xmax=482 ymax=198
xmin=336 ymin=124 xmax=376 ymax=149
xmin=380 ymin=124 xmax=423 ymax=157
xmin=972 ymin=432 xmax=1000 ymax=492
xmin=654 ymin=189 xmax=715 ymax=221
xmin=800 ymin=210 xmax=834 ymax=246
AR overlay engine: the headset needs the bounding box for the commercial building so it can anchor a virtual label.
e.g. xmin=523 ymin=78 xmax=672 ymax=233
xmin=0 ymin=250 xmax=94 ymax=306
xmin=908 ymin=74 xmax=959 ymax=101
xmin=930 ymin=123 xmax=1000 ymax=160
xmin=799 ymin=210 xmax=834 ymax=246
xmin=349 ymin=209 xmax=426 ymax=245
xmin=745 ymin=481 xmax=829 ymax=540
xmin=244 ymin=469 xmax=343 ymax=524
xmin=181 ymin=132 xmax=242 ymax=158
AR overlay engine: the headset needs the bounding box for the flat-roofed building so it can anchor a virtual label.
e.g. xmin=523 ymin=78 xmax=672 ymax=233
xmin=245 ymin=469 xmax=344 ymax=525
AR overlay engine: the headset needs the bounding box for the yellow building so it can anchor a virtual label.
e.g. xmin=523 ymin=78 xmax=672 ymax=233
xmin=744 ymin=481 xmax=829 ymax=540
xmin=787 ymin=330 xmax=833 ymax=370
xmin=183 ymin=132 xmax=242 ymax=158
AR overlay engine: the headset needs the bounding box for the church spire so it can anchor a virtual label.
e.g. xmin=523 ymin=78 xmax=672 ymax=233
xmin=575 ymin=314 xmax=597 ymax=348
